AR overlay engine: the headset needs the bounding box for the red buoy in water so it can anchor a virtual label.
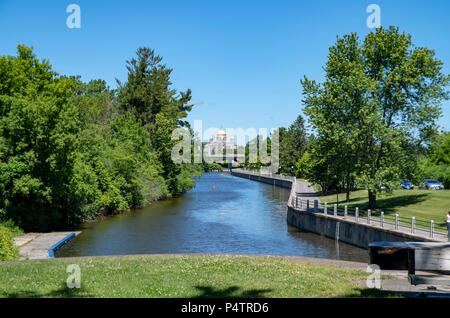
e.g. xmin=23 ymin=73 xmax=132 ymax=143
xmin=213 ymin=182 xmax=215 ymax=191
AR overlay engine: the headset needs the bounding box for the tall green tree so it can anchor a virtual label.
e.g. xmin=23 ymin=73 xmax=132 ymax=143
xmin=116 ymin=47 xmax=192 ymax=129
xmin=302 ymin=26 xmax=449 ymax=209
xmin=117 ymin=47 xmax=197 ymax=196
xmin=279 ymin=115 xmax=308 ymax=175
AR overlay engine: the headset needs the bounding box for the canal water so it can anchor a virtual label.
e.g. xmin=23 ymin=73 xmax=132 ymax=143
xmin=58 ymin=173 xmax=368 ymax=262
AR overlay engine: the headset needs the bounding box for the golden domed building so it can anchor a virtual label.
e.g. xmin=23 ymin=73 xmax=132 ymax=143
xmin=204 ymin=129 xmax=241 ymax=165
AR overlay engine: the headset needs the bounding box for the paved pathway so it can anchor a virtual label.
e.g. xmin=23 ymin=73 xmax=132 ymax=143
xmin=295 ymin=180 xmax=315 ymax=194
xmin=353 ymin=276 xmax=450 ymax=297
xmin=295 ymin=180 xmax=319 ymax=201
xmin=13 ymin=232 xmax=80 ymax=260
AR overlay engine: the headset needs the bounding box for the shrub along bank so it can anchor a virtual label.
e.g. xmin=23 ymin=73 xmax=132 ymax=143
xmin=0 ymin=226 xmax=18 ymax=261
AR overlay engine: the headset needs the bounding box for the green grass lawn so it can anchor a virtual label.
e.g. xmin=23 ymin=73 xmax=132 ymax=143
xmin=319 ymin=189 xmax=450 ymax=232
xmin=0 ymin=255 xmax=398 ymax=298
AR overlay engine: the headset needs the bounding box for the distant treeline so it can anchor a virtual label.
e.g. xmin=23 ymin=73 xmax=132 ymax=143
xmin=0 ymin=45 xmax=203 ymax=232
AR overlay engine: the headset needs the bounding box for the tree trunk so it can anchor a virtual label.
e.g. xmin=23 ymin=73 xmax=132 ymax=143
xmin=368 ymin=190 xmax=376 ymax=210
xmin=346 ymin=176 xmax=351 ymax=202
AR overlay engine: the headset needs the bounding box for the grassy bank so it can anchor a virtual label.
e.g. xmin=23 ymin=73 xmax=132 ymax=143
xmin=0 ymin=255 xmax=398 ymax=298
xmin=319 ymin=189 xmax=450 ymax=231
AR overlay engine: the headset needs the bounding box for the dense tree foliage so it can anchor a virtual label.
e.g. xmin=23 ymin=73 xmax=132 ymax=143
xmin=244 ymin=135 xmax=264 ymax=170
xmin=418 ymin=131 xmax=450 ymax=189
xmin=243 ymin=116 xmax=308 ymax=175
xmin=117 ymin=48 xmax=196 ymax=194
xmin=243 ymin=134 xmax=274 ymax=171
xmin=204 ymin=163 xmax=224 ymax=172
xmin=428 ymin=132 xmax=450 ymax=166
xmin=0 ymin=45 xmax=82 ymax=230
xmin=0 ymin=226 xmax=17 ymax=261
xmin=0 ymin=45 xmax=201 ymax=231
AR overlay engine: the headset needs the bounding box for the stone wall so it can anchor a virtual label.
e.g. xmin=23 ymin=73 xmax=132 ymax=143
xmin=230 ymin=171 xmax=292 ymax=189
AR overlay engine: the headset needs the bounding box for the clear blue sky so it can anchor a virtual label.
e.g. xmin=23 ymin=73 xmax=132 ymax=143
xmin=1 ymin=0 xmax=449 ymax=136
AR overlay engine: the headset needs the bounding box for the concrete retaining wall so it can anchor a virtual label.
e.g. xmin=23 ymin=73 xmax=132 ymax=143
xmin=287 ymin=206 xmax=436 ymax=249
xmin=231 ymin=171 xmax=293 ymax=189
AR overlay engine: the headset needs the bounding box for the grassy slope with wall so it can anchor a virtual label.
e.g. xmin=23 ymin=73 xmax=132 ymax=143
xmin=319 ymin=189 xmax=450 ymax=231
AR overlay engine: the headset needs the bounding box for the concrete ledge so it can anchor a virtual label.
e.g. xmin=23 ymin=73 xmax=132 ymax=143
xmin=230 ymin=171 xmax=293 ymax=189
xmin=48 ymin=232 xmax=76 ymax=258
xmin=410 ymin=274 xmax=450 ymax=286
xmin=14 ymin=231 xmax=81 ymax=260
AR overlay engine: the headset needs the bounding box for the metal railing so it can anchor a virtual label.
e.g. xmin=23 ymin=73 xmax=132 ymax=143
xmin=290 ymin=196 xmax=447 ymax=240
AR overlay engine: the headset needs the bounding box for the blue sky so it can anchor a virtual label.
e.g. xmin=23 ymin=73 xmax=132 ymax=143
xmin=1 ymin=0 xmax=449 ymax=138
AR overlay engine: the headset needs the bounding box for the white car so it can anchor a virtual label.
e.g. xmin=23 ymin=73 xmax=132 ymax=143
xmin=419 ymin=179 xmax=444 ymax=190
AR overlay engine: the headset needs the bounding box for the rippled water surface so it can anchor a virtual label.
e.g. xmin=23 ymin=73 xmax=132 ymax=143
xmin=58 ymin=173 xmax=368 ymax=262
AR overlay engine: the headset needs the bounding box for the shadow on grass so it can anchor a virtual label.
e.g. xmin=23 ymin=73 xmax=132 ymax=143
xmin=373 ymin=194 xmax=430 ymax=214
xmin=341 ymin=288 xmax=405 ymax=298
xmin=327 ymin=194 xmax=430 ymax=215
xmin=194 ymin=285 xmax=272 ymax=298
xmin=1 ymin=282 xmax=94 ymax=298
xmin=329 ymin=197 xmax=364 ymax=205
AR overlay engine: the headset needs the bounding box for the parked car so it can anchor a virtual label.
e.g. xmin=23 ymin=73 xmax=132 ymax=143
xmin=377 ymin=182 xmax=390 ymax=191
xmin=400 ymin=179 xmax=414 ymax=190
xmin=419 ymin=179 xmax=444 ymax=190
